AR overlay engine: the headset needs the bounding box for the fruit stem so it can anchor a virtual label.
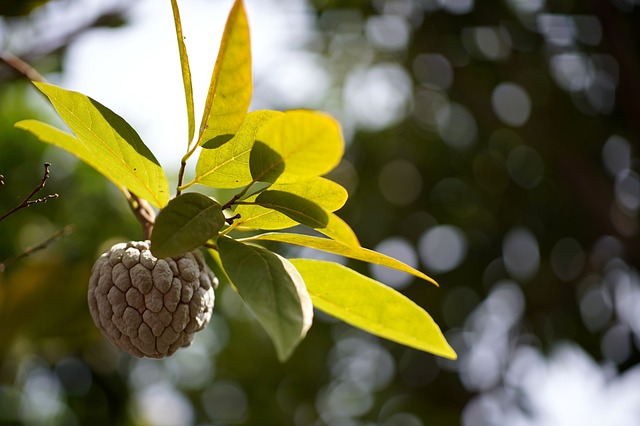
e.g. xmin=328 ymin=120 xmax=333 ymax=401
xmin=125 ymin=189 xmax=155 ymax=240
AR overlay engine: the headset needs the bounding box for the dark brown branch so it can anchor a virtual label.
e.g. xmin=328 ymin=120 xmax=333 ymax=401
xmin=222 ymin=194 xmax=242 ymax=211
xmin=0 ymin=163 xmax=59 ymax=222
xmin=0 ymin=225 xmax=75 ymax=273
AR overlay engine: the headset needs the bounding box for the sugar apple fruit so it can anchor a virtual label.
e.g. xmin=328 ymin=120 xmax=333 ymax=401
xmin=88 ymin=240 xmax=217 ymax=358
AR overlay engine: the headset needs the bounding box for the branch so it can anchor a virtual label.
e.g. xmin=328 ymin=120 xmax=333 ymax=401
xmin=176 ymin=142 xmax=199 ymax=196
xmin=0 ymin=225 xmax=75 ymax=273
xmin=124 ymin=189 xmax=156 ymax=240
xmin=221 ymin=181 xmax=258 ymax=211
xmin=0 ymin=5 xmax=129 ymax=83
xmin=0 ymin=51 xmax=46 ymax=82
xmin=0 ymin=163 xmax=59 ymax=222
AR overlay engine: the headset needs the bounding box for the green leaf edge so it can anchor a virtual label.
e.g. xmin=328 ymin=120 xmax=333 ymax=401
xmin=217 ymin=237 xmax=313 ymax=361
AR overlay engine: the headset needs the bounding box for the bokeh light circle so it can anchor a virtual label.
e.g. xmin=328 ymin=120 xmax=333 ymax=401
xmin=419 ymin=225 xmax=468 ymax=273
xmin=491 ymin=82 xmax=532 ymax=127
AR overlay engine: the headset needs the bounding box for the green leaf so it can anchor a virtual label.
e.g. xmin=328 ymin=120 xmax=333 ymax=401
xmin=233 ymin=177 xmax=348 ymax=228
xmin=290 ymin=259 xmax=456 ymax=359
xmin=242 ymin=232 xmax=438 ymax=286
xmin=170 ymin=0 xmax=195 ymax=143
xmin=15 ymin=83 xmax=169 ymax=208
xmin=194 ymin=110 xmax=281 ymax=188
xmin=251 ymin=110 xmax=344 ymax=183
xmin=218 ymin=237 xmax=313 ymax=361
xmin=198 ymin=0 xmax=252 ymax=145
xmin=236 ymin=190 xmax=359 ymax=247
xmin=151 ymin=193 xmax=225 ymax=258
xmin=205 ymin=248 xmax=232 ymax=288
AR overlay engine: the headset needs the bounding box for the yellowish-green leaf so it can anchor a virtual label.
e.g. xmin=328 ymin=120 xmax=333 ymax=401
xmin=267 ymin=178 xmax=348 ymax=212
xmin=290 ymin=259 xmax=456 ymax=359
xmin=234 ymin=198 xmax=297 ymax=230
xmin=170 ymin=0 xmax=195 ymax=143
xmin=198 ymin=0 xmax=252 ymax=145
xmin=193 ymin=110 xmax=281 ymax=188
xmin=236 ymin=190 xmax=359 ymax=247
xmin=15 ymin=83 xmax=169 ymax=208
xmin=218 ymin=237 xmax=313 ymax=361
xmin=251 ymin=110 xmax=344 ymax=183
xmin=242 ymin=232 xmax=438 ymax=286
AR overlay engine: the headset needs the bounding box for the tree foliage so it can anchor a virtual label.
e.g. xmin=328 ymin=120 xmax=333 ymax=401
xmin=3 ymin=0 xmax=639 ymax=423
xmin=15 ymin=0 xmax=455 ymax=361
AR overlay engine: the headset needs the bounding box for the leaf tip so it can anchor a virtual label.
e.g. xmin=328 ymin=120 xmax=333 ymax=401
xmin=275 ymin=347 xmax=295 ymax=363
xmin=439 ymin=343 xmax=458 ymax=360
xmin=13 ymin=119 xmax=28 ymax=130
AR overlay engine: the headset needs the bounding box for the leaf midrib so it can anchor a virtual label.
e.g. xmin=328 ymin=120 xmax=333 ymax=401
xmin=195 ymin=145 xmax=252 ymax=184
xmin=226 ymin=242 xmax=299 ymax=351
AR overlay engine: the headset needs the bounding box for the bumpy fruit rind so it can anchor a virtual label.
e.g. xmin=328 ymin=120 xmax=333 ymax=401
xmin=88 ymin=240 xmax=217 ymax=358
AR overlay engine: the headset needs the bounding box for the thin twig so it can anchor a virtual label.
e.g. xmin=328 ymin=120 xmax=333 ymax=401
xmin=0 ymin=163 xmax=59 ymax=222
xmin=176 ymin=141 xmax=200 ymax=196
xmin=0 ymin=51 xmax=47 ymax=83
xmin=0 ymin=5 xmax=129 ymax=84
xmin=176 ymin=158 xmax=188 ymax=197
xmin=0 ymin=225 xmax=75 ymax=273
xmin=124 ymin=189 xmax=156 ymax=240
xmin=221 ymin=181 xmax=257 ymax=211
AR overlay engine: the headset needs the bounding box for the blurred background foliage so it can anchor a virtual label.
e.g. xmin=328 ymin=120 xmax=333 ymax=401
xmin=1 ymin=0 xmax=639 ymax=425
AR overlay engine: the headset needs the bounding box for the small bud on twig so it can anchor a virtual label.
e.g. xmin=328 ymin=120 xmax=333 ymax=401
xmin=0 ymin=163 xmax=59 ymax=222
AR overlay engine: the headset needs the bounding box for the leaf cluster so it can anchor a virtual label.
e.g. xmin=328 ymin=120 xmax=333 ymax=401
xmin=14 ymin=0 xmax=455 ymax=361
